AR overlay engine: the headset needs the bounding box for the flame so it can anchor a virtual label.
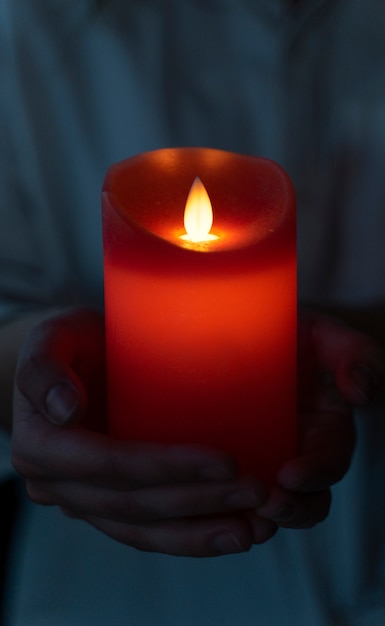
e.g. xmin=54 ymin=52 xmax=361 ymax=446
xmin=181 ymin=177 xmax=218 ymax=243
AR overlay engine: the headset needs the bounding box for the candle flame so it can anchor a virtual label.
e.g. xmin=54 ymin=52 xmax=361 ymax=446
xmin=182 ymin=177 xmax=218 ymax=243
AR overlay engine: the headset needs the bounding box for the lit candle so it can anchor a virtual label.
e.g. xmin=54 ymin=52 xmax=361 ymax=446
xmin=102 ymin=148 xmax=297 ymax=485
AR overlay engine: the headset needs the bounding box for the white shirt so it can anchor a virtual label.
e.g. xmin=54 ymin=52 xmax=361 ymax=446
xmin=2 ymin=1 xmax=385 ymax=624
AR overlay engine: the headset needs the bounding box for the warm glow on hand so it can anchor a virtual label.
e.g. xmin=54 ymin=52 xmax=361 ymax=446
xmin=181 ymin=177 xmax=218 ymax=243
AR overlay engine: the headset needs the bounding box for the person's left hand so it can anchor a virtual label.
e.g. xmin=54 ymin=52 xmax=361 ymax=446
xmin=257 ymin=310 xmax=385 ymax=529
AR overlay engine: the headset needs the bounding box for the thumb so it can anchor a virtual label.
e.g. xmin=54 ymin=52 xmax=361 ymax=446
xmin=14 ymin=310 xmax=104 ymax=426
xmin=302 ymin=311 xmax=385 ymax=406
xmin=42 ymin=381 xmax=85 ymax=426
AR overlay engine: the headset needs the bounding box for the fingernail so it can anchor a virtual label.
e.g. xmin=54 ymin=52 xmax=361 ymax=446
xmin=250 ymin=517 xmax=278 ymax=543
xmin=351 ymin=365 xmax=379 ymax=404
xmin=45 ymin=383 xmax=80 ymax=425
xmin=277 ymin=465 xmax=304 ymax=490
xmin=258 ymin=494 xmax=289 ymax=521
xmin=211 ymin=532 xmax=250 ymax=555
xmin=225 ymin=487 xmax=265 ymax=510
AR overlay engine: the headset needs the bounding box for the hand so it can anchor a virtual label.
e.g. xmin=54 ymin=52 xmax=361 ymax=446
xmin=258 ymin=310 xmax=385 ymax=529
xmin=12 ymin=308 xmax=274 ymax=557
xmin=13 ymin=308 xmax=384 ymax=554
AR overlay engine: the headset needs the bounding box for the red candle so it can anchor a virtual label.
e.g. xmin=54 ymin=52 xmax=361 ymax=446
xmin=102 ymin=148 xmax=297 ymax=485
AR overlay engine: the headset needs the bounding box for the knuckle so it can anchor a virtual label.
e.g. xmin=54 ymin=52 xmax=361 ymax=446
xmin=29 ymin=318 xmax=58 ymax=344
xmin=60 ymin=506 xmax=78 ymax=519
xmin=102 ymin=448 xmax=134 ymax=486
xmin=118 ymin=492 xmax=157 ymax=523
xmin=11 ymin=448 xmax=26 ymax=476
xmin=119 ymin=526 xmax=158 ymax=553
xmin=25 ymin=480 xmax=53 ymax=506
xmin=11 ymin=448 xmax=38 ymax=479
xmin=101 ymin=448 xmax=123 ymax=479
xmin=297 ymin=491 xmax=331 ymax=528
xmin=16 ymin=352 xmax=44 ymax=389
xmin=319 ymin=491 xmax=332 ymax=521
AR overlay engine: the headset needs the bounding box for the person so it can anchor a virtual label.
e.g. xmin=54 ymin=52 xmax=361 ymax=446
xmin=1 ymin=0 xmax=385 ymax=624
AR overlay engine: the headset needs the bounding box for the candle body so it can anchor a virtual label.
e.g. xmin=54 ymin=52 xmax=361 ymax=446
xmin=103 ymin=148 xmax=296 ymax=485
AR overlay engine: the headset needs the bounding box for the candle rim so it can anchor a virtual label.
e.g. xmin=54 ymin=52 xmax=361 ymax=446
xmin=102 ymin=147 xmax=296 ymax=273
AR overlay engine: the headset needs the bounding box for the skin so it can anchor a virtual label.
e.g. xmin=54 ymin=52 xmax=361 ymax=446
xmin=0 ymin=309 xmax=63 ymax=431
xmin=9 ymin=307 xmax=385 ymax=557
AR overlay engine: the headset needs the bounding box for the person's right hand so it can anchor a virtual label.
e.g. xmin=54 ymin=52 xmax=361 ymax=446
xmin=11 ymin=308 xmax=274 ymax=557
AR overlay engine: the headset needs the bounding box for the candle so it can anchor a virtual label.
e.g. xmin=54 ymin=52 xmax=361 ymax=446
xmin=102 ymin=148 xmax=297 ymax=486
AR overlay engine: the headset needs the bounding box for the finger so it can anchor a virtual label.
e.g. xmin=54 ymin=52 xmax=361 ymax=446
xmin=68 ymin=514 xmax=255 ymax=557
xmin=15 ymin=309 xmax=105 ymax=425
xmin=24 ymin=478 xmax=266 ymax=523
xmin=12 ymin=395 xmax=238 ymax=487
xmin=244 ymin=512 xmax=279 ymax=543
xmin=277 ymin=409 xmax=356 ymax=493
xmin=301 ymin=312 xmax=385 ymax=405
xmin=258 ymin=487 xmax=331 ymax=529
xmin=12 ymin=310 xmax=239 ymax=489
